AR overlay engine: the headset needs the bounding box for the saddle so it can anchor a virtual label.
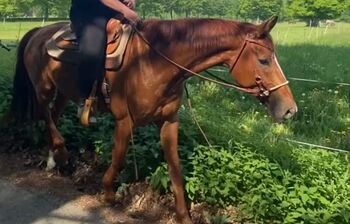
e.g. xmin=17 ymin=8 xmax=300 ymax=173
xmin=46 ymin=18 xmax=133 ymax=70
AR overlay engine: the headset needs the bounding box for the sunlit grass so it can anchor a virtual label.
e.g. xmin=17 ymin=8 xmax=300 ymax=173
xmin=273 ymin=22 xmax=350 ymax=47
xmin=0 ymin=21 xmax=59 ymax=42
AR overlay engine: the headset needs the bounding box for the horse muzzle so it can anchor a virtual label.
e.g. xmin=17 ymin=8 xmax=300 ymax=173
xmin=262 ymin=91 xmax=298 ymax=123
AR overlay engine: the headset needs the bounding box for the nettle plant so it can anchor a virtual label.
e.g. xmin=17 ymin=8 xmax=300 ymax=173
xmin=182 ymin=144 xmax=350 ymax=223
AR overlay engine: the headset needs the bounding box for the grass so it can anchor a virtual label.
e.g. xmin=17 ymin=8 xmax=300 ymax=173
xmin=0 ymin=21 xmax=58 ymax=43
xmin=273 ymin=22 xmax=350 ymax=47
xmin=273 ymin=22 xmax=350 ymax=83
xmin=273 ymin=23 xmax=350 ymax=150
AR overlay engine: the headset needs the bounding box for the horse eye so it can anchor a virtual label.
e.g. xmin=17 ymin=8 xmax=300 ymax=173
xmin=259 ymin=59 xmax=269 ymax=66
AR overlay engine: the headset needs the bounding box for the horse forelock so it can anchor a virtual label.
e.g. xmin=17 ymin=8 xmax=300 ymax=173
xmin=139 ymin=18 xmax=261 ymax=52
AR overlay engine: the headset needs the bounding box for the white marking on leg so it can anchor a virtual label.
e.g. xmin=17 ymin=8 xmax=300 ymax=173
xmin=46 ymin=150 xmax=56 ymax=171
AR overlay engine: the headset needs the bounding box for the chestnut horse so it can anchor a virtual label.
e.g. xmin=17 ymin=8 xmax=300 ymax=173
xmin=11 ymin=16 xmax=297 ymax=223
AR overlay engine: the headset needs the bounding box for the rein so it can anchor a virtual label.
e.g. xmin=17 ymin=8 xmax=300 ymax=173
xmin=132 ymin=26 xmax=289 ymax=97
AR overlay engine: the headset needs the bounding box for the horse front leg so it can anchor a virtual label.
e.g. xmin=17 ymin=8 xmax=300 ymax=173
xmin=102 ymin=118 xmax=131 ymax=204
xmin=160 ymin=115 xmax=192 ymax=224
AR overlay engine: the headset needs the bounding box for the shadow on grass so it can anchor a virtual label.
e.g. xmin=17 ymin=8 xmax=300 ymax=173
xmin=188 ymin=44 xmax=350 ymax=173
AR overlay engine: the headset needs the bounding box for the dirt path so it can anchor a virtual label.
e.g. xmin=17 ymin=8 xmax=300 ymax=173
xmin=0 ymin=147 xmax=227 ymax=224
xmin=0 ymin=152 xmax=172 ymax=224
xmin=0 ymin=179 xmax=105 ymax=224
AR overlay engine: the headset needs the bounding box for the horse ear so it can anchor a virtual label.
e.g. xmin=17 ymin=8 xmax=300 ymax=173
xmin=256 ymin=16 xmax=278 ymax=37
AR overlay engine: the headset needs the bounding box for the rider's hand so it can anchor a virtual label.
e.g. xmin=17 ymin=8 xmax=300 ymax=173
xmin=122 ymin=8 xmax=140 ymax=25
xmin=121 ymin=0 xmax=136 ymax=10
xmin=100 ymin=0 xmax=139 ymax=24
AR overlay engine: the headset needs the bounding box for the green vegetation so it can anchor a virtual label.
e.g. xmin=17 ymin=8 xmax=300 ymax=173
xmin=0 ymin=0 xmax=70 ymax=18
xmin=1 ymin=0 xmax=350 ymax=21
xmin=238 ymin=0 xmax=283 ymax=20
xmin=287 ymin=0 xmax=350 ymax=23
xmin=1 ymin=19 xmax=350 ymax=223
xmin=185 ymin=146 xmax=350 ymax=223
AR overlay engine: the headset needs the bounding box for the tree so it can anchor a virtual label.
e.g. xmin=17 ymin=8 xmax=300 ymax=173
xmin=0 ymin=0 xmax=70 ymax=18
xmin=0 ymin=0 xmax=289 ymax=21
xmin=225 ymin=0 xmax=241 ymax=19
xmin=178 ymin=0 xmax=202 ymax=17
xmin=287 ymin=0 xmax=349 ymax=26
xmin=341 ymin=6 xmax=350 ymax=22
xmin=238 ymin=0 xmax=283 ymax=21
xmin=31 ymin=0 xmax=70 ymax=18
xmin=0 ymin=0 xmax=17 ymax=17
xmin=137 ymin=0 xmax=165 ymax=18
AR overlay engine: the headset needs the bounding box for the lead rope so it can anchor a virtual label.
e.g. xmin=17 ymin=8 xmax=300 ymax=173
xmin=129 ymin=117 xmax=139 ymax=181
xmin=204 ymin=70 xmax=234 ymax=85
xmin=185 ymin=84 xmax=212 ymax=148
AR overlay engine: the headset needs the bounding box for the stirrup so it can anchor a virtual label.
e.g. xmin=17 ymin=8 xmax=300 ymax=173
xmin=80 ymin=97 xmax=97 ymax=127
xmin=80 ymin=81 xmax=98 ymax=127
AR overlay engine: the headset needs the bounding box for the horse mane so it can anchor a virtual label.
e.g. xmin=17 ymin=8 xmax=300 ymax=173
xmin=140 ymin=18 xmax=259 ymax=53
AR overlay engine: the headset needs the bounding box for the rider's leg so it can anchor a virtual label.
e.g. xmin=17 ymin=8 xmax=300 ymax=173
xmin=76 ymin=16 xmax=109 ymax=125
xmin=77 ymin=16 xmax=108 ymax=98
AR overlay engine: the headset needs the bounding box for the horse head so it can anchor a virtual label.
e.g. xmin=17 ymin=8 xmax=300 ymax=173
xmin=227 ymin=16 xmax=297 ymax=122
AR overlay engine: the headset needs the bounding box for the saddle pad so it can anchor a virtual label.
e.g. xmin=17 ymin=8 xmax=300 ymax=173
xmin=46 ymin=21 xmax=133 ymax=70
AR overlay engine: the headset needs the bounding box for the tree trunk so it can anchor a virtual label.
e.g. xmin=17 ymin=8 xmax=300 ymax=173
xmin=307 ymin=19 xmax=319 ymax=27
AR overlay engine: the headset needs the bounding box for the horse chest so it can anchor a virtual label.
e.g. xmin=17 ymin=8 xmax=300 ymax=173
xmin=131 ymin=93 xmax=182 ymax=123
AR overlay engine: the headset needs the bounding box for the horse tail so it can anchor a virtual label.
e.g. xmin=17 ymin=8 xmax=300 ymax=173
xmin=11 ymin=27 xmax=41 ymax=122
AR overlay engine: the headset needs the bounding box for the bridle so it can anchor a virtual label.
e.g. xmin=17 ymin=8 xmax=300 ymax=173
xmin=133 ymin=26 xmax=289 ymax=97
xmin=228 ymin=36 xmax=289 ymax=97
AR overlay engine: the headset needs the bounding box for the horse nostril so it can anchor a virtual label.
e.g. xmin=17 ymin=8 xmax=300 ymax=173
xmin=283 ymin=107 xmax=297 ymax=120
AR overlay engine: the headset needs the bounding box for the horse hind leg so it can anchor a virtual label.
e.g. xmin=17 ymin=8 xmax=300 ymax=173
xmin=48 ymin=91 xmax=69 ymax=170
xmin=35 ymin=80 xmax=69 ymax=170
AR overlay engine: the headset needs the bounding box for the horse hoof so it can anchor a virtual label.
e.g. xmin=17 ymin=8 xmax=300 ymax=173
xmin=58 ymin=157 xmax=76 ymax=176
xmin=177 ymin=215 xmax=193 ymax=224
xmin=179 ymin=219 xmax=193 ymax=224
xmin=183 ymin=218 xmax=193 ymax=224
xmin=53 ymin=149 xmax=69 ymax=167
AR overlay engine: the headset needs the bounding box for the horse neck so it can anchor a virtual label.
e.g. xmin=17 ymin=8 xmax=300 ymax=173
xmin=139 ymin=19 xmax=247 ymax=77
